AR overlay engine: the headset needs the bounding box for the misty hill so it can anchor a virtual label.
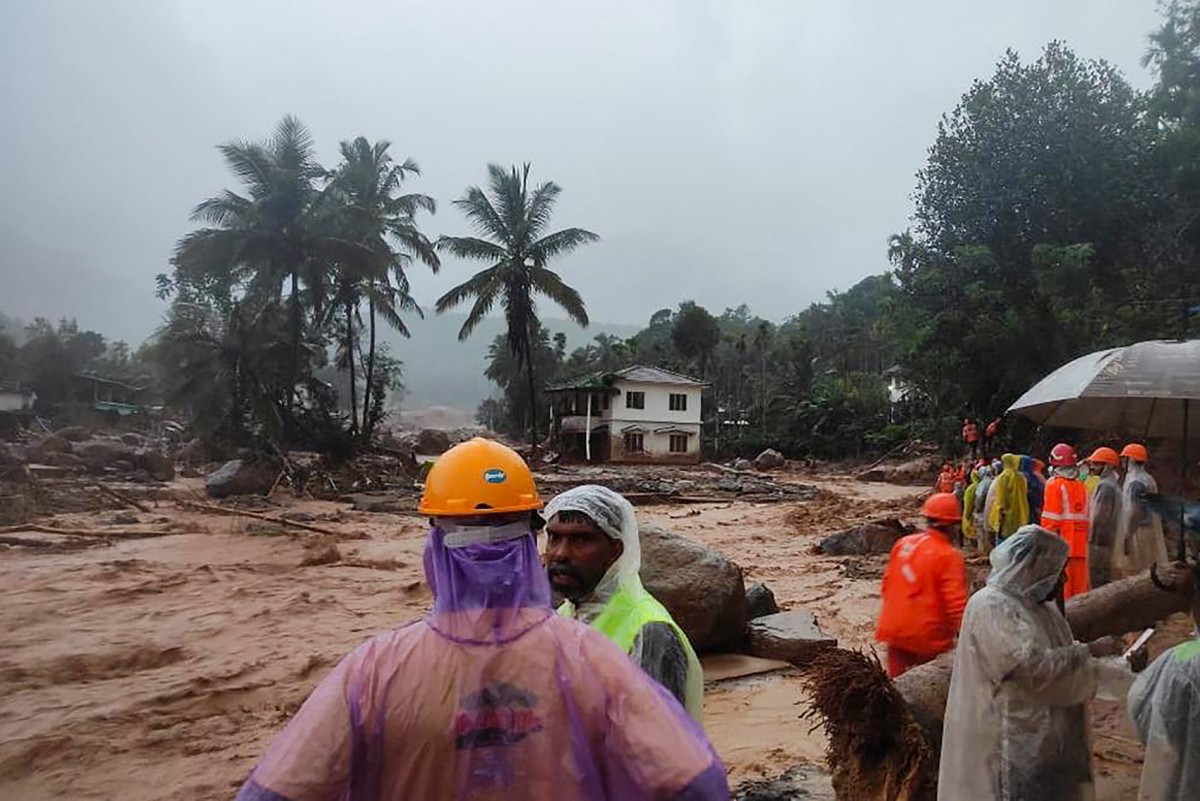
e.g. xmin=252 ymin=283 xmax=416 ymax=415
xmin=382 ymin=312 xmax=639 ymax=412
xmin=0 ymin=304 xmax=638 ymax=415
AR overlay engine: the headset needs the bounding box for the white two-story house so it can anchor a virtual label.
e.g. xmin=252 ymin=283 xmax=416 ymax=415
xmin=547 ymin=365 xmax=706 ymax=464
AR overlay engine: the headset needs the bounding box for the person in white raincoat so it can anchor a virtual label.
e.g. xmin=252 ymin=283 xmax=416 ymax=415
xmin=938 ymin=525 xmax=1129 ymax=801
xmin=1128 ymin=567 xmax=1200 ymax=801
xmin=1114 ymin=444 xmax=1169 ymax=577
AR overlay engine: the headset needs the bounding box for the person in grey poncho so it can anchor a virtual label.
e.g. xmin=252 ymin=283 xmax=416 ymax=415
xmin=1128 ymin=565 xmax=1200 ymax=801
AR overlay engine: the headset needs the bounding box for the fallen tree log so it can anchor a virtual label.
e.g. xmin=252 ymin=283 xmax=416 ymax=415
xmin=896 ymin=562 xmax=1196 ymax=745
xmin=176 ymin=499 xmax=345 ymax=537
xmin=802 ymin=564 xmax=1194 ymax=801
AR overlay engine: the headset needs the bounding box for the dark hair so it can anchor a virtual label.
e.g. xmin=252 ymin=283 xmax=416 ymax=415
xmin=551 ymin=509 xmax=599 ymax=528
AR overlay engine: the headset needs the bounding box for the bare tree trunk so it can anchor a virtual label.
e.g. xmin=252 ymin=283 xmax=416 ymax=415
xmin=362 ymin=294 xmax=377 ymax=439
xmin=803 ymin=565 xmax=1195 ymax=801
xmin=290 ymin=271 xmax=301 ymax=413
xmin=346 ymin=301 xmax=358 ymax=436
xmin=525 ymin=335 xmax=539 ymax=446
xmin=894 ymin=564 xmax=1194 ymax=741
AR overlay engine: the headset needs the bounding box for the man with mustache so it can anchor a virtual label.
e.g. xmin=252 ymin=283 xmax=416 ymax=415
xmin=544 ymin=485 xmax=703 ymax=721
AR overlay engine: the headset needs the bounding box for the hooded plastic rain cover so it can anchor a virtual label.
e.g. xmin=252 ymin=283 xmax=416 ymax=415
xmin=545 ymin=485 xmax=705 ymax=721
xmin=234 ymin=523 xmax=728 ymax=801
xmin=1114 ymin=460 xmax=1168 ymax=576
xmin=1129 ymin=636 xmax=1200 ymax=801
xmin=938 ymin=526 xmax=1098 ymax=801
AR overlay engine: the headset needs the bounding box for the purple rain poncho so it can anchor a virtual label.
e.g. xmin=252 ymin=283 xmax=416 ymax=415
xmin=235 ymin=521 xmax=728 ymax=801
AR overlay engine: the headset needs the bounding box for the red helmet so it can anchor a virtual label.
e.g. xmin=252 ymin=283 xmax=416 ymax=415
xmin=922 ymin=492 xmax=962 ymax=523
xmin=1048 ymin=443 xmax=1077 ymax=467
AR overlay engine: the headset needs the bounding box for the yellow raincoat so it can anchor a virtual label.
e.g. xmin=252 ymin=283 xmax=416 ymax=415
xmin=962 ymin=469 xmax=981 ymax=541
xmin=987 ymin=454 xmax=1030 ymax=541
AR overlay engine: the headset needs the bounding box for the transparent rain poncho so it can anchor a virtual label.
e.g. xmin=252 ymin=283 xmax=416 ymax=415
xmin=1088 ymin=467 xmax=1122 ymax=587
xmin=1128 ymin=635 xmax=1200 ymax=801
xmin=234 ymin=519 xmax=727 ymax=801
xmin=1114 ymin=461 xmax=1169 ymax=577
xmin=938 ymin=526 xmax=1098 ymax=801
xmin=545 ymin=485 xmax=704 ymax=722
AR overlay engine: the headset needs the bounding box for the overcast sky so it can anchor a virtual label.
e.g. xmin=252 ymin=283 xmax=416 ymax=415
xmin=0 ymin=0 xmax=1167 ymax=345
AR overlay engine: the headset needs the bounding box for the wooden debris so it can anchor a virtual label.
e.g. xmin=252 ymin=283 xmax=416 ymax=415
xmin=176 ymin=499 xmax=346 ymax=537
xmin=95 ymin=483 xmax=153 ymax=513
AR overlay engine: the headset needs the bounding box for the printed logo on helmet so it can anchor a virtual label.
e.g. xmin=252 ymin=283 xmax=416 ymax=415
xmin=483 ymin=468 xmax=507 ymax=484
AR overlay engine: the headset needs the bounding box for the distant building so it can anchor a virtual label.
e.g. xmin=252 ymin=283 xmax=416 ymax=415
xmin=0 ymin=382 xmax=35 ymax=413
xmin=547 ymin=366 xmax=707 ymax=464
xmin=72 ymin=373 xmax=147 ymax=416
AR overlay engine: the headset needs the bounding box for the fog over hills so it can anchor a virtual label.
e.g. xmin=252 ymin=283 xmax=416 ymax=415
xmin=0 ymin=303 xmax=639 ymax=414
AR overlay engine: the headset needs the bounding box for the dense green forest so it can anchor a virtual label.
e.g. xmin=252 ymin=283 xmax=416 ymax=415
xmin=4 ymin=2 xmax=1200 ymax=461
xmin=482 ymin=2 xmax=1200 ymax=458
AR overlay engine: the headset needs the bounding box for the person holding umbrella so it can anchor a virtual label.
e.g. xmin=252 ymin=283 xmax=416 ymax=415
xmin=1115 ymin=443 xmax=1169 ymax=577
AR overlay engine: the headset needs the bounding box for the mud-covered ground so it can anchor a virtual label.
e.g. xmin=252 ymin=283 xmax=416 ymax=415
xmin=0 ymin=471 xmax=1176 ymax=800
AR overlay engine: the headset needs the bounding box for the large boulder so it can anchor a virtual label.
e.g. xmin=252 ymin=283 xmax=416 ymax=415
xmin=639 ymin=524 xmax=749 ymax=653
xmin=856 ymin=456 xmax=940 ymax=485
xmin=30 ymin=434 xmax=73 ymax=462
xmin=731 ymin=458 xmax=754 ymax=472
xmin=177 ymin=438 xmax=205 ymax=466
xmin=815 ymin=519 xmax=910 ymax=556
xmin=205 ymin=459 xmax=279 ymax=498
xmin=40 ymin=452 xmax=86 ymax=470
xmin=416 ymin=429 xmax=452 ymax=455
xmin=136 ymin=448 xmax=175 ymax=482
xmin=746 ymin=610 xmax=837 ymax=665
xmin=53 ymin=426 xmax=94 ymax=442
xmin=754 ymin=449 xmax=786 ymax=471
xmin=74 ymin=439 xmax=137 ymax=473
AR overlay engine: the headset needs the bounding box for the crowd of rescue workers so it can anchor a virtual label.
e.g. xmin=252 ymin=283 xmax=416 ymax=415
xmin=228 ymin=436 xmax=1196 ymax=801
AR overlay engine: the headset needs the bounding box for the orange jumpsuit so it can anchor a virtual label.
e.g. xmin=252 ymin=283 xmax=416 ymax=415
xmin=875 ymin=529 xmax=968 ymax=677
xmin=1041 ymin=475 xmax=1091 ymax=599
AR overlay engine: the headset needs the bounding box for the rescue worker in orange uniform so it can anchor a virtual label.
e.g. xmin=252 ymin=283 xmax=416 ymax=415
xmin=875 ymin=492 xmax=969 ymax=678
xmin=936 ymin=463 xmax=957 ymax=494
xmin=1040 ymin=443 xmax=1091 ymax=599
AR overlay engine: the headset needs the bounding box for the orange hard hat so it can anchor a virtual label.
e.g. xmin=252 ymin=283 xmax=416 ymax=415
xmin=1120 ymin=443 xmax=1149 ymax=463
xmin=1049 ymin=443 xmax=1077 ymax=467
xmin=922 ymin=492 xmax=962 ymax=524
xmin=418 ymin=438 xmax=543 ymax=517
xmin=1085 ymin=446 xmax=1120 ymax=467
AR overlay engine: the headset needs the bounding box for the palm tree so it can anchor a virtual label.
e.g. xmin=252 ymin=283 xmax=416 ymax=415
xmin=174 ymin=116 xmax=333 ymax=413
xmin=329 ymin=137 xmax=438 ymax=438
xmin=436 ymin=163 xmax=597 ymax=442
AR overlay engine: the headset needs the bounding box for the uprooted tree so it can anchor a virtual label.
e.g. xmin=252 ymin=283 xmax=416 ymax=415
xmin=801 ymin=565 xmax=1196 ymax=801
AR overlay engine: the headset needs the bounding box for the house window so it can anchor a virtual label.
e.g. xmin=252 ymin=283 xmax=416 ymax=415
xmin=626 ymin=391 xmax=645 ymax=410
xmin=669 ymin=393 xmax=688 ymax=412
xmin=624 ymin=433 xmax=644 ymax=453
xmin=669 ymin=434 xmax=689 ymax=453
xmin=602 ymin=394 xmax=609 ymax=410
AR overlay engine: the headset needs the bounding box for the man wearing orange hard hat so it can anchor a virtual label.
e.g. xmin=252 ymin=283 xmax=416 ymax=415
xmin=1040 ymin=444 xmax=1091 ymax=599
xmin=1084 ymin=446 xmax=1122 ymax=587
xmin=1115 ymin=443 xmax=1169 ymax=577
xmin=875 ymin=492 xmax=968 ymax=678
xmin=234 ymin=438 xmax=728 ymax=801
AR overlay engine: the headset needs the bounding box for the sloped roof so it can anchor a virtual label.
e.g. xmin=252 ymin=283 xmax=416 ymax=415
xmin=614 ymin=365 xmax=707 ymax=387
xmin=547 ymin=364 xmax=708 ymax=392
